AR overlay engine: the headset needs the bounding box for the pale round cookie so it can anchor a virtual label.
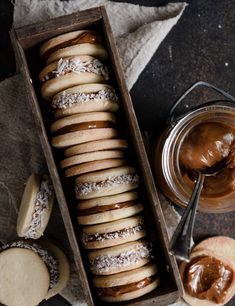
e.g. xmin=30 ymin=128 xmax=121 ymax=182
xmin=81 ymin=215 xmax=146 ymax=249
xmin=17 ymin=174 xmax=54 ymax=239
xmin=51 ymin=111 xmax=116 ymax=134
xmin=77 ymin=191 xmax=143 ymax=225
xmin=180 ymin=236 xmax=235 ymax=306
xmin=40 ymin=30 xmax=107 ymax=62
xmin=88 ymin=240 xmax=152 ymax=275
xmin=0 ymin=247 xmax=50 ymax=306
xmin=93 ymin=262 xmax=160 ymax=302
xmin=40 ymin=55 xmax=109 ymax=101
xmin=53 ymin=84 xmax=119 ymax=118
xmin=75 ymin=166 xmax=139 ymax=200
xmin=51 ymin=128 xmax=118 ymax=148
xmin=65 ymin=159 xmax=127 ymax=177
xmin=60 ymin=150 xmax=124 ymax=169
xmin=40 ymin=241 xmax=70 ymax=299
xmin=64 ymin=138 xmax=128 ymax=157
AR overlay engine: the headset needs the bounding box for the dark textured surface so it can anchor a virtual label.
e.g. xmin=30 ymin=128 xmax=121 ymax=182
xmin=1 ymin=0 xmax=235 ymax=305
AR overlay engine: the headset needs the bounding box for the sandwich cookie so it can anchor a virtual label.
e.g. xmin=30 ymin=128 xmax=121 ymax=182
xmin=40 ymin=55 xmax=109 ymax=101
xmin=81 ymin=215 xmax=146 ymax=249
xmin=93 ymin=262 xmax=160 ymax=302
xmin=64 ymin=138 xmax=128 ymax=157
xmin=75 ymin=166 xmax=139 ymax=200
xmin=77 ymin=191 xmax=143 ymax=225
xmin=0 ymin=241 xmax=59 ymax=306
xmin=88 ymin=240 xmax=153 ymax=275
xmin=64 ymin=159 xmax=127 ymax=177
xmin=40 ymin=241 xmax=70 ymax=299
xmin=53 ymin=84 xmax=119 ymax=118
xmin=180 ymin=236 xmax=235 ymax=306
xmin=40 ymin=30 xmax=108 ymax=63
xmin=51 ymin=112 xmax=118 ymax=148
xmin=17 ymin=173 xmax=54 ymax=239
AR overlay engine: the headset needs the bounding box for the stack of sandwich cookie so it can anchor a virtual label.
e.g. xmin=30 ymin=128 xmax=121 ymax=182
xmin=0 ymin=240 xmax=69 ymax=306
xmin=39 ymin=30 xmax=160 ymax=302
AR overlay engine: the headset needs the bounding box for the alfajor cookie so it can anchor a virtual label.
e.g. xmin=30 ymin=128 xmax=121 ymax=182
xmin=51 ymin=111 xmax=116 ymax=134
xmin=75 ymin=166 xmax=139 ymax=200
xmin=40 ymin=55 xmax=109 ymax=101
xmin=53 ymin=84 xmax=119 ymax=118
xmin=81 ymin=215 xmax=146 ymax=249
xmin=93 ymin=262 xmax=160 ymax=302
xmin=64 ymin=138 xmax=128 ymax=157
xmin=17 ymin=173 xmax=54 ymax=239
xmin=40 ymin=241 xmax=70 ymax=299
xmin=77 ymin=191 xmax=143 ymax=225
xmin=88 ymin=240 xmax=152 ymax=275
xmin=61 ymin=150 xmax=124 ymax=169
xmin=64 ymin=158 xmax=127 ymax=177
xmin=51 ymin=112 xmax=118 ymax=148
xmin=0 ymin=241 xmax=58 ymax=306
xmin=180 ymin=236 xmax=235 ymax=306
xmin=40 ymin=30 xmax=108 ymax=63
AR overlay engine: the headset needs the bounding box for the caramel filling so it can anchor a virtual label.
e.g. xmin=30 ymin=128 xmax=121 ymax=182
xmin=97 ymin=275 xmax=157 ymax=297
xmin=54 ymin=121 xmax=113 ymax=135
xmin=183 ymin=256 xmax=233 ymax=304
xmin=43 ymin=32 xmax=102 ymax=60
xmin=179 ymin=122 xmax=235 ymax=198
xmin=78 ymin=200 xmax=137 ymax=216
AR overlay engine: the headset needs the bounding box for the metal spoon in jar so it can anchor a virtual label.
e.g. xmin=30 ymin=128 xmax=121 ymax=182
xmin=169 ymin=159 xmax=226 ymax=262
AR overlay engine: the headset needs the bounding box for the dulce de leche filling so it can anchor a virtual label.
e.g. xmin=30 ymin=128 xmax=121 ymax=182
xmin=179 ymin=122 xmax=235 ymax=198
xmin=78 ymin=200 xmax=137 ymax=216
xmin=97 ymin=275 xmax=157 ymax=297
xmin=54 ymin=121 xmax=113 ymax=135
xmin=183 ymin=256 xmax=233 ymax=304
xmin=43 ymin=32 xmax=102 ymax=60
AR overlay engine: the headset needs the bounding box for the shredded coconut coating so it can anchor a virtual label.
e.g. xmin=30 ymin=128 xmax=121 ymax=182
xmin=52 ymin=88 xmax=119 ymax=109
xmin=75 ymin=174 xmax=139 ymax=197
xmin=1 ymin=241 xmax=59 ymax=289
xmin=90 ymin=243 xmax=153 ymax=274
xmin=24 ymin=176 xmax=54 ymax=239
xmin=42 ymin=57 xmax=109 ymax=82
xmin=81 ymin=223 xmax=144 ymax=246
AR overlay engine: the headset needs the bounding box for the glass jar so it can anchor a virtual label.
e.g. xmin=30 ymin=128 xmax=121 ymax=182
xmin=153 ymin=81 xmax=235 ymax=213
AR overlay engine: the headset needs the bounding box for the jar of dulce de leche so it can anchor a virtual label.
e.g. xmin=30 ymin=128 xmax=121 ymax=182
xmin=153 ymin=81 xmax=235 ymax=213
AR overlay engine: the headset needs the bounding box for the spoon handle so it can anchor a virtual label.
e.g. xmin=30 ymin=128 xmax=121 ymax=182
xmin=169 ymin=172 xmax=205 ymax=261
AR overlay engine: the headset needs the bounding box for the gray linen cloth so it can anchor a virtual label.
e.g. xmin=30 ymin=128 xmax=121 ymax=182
xmin=0 ymin=1 xmax=187 ymax=305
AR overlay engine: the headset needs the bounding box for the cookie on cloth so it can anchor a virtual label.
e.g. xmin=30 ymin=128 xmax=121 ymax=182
xmin=93 ymin=262 xmax=159 ymax=302
xmin=51 ymin=111 xmax=118 ymax=148
xmin=75 ymin=166 xmax=139 ymax=200
xmin=180 ymin=236 xmax=235 ymax=306
xmin=53 ymin=84 xmax=119 ymax=118
xmin=64 ymin=138 xmax=128 ymax=157
xmin=0 ymin=241 xmax=56 ymax=306
xmin=17 ymin=173 xmax=54 ymax=239
xmin=77 ymin=191 xmax=143 ymax=225
xmin=39 ymin=55 xmax=109 ymax=101
xmin=64 ymin=158 xmax=127 ymax=177
xmin=88 ymin=240 xmax=153 ymax=275
xmin=81 ymin=215 xmax=146 ymax=249
xmin=40 ymin=240 xmax=70 ymax=299
xmin=40 ymin=30 xmax=108 ymax=63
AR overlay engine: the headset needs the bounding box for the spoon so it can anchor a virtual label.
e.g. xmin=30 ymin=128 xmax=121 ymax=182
xmin=169 ymin=159 xmax=226 ymax=262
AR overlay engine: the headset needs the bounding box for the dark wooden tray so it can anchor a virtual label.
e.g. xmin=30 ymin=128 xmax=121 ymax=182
xmin=10 ymin=6 xmax=183 ymax=306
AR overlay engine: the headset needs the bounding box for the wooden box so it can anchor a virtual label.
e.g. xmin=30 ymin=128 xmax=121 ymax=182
xmin=10 ymin=7 xmax=183 ymax=306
